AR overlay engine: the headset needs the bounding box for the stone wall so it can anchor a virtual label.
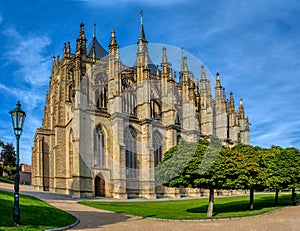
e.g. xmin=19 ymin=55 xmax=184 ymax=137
xmin=156 ymin=186 xmax=248 ymax=198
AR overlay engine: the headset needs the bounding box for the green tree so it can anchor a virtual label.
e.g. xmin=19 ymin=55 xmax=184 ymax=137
xmin=232 ymin=144 xmax=266 ymax=210
xmin=156 ymin=137 xmax=224 ymax=218
xmin=0 ymin=142 xmax=16 ymax=176
xmin=194 ymin=136 xmax=222 ymax=217
xmin=283 ymin=147 xmax=300 ymax=201
xmin=264 ymin=146 xmax=289 ymax=204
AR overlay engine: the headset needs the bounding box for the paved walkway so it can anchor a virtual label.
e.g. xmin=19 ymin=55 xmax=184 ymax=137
xmin=1 ymin=183 xmax=300 ymax=231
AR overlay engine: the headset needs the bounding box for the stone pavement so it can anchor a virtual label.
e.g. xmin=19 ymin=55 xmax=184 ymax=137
xmin=1 ymin=183 xmax=300 ymax=231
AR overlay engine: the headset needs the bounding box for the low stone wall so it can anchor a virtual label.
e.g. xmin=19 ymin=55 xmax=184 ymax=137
xmin=20 ymin=172 xmax=31 ymax=185
xmin=156 ymin=186 xmax=248 ymax=198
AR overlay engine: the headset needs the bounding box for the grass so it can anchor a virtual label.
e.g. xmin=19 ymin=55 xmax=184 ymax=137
xmin=0 ymin=190 xmax=76 ymax=231
xmin=79 ymin=193 xmax=298 ymax=220
xmin=0 ymin=176 xmax=14 ymax=184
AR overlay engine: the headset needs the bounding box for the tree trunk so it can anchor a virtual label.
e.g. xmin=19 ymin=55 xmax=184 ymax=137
xmin=207 ymin=188 xmax=214 ymax=218
xmin=249 ymin=188 xmax=254 ymax=210
xmin=292 ymin=188 xmax=296 ymax=201
xmin=274 ymin=188 xmax=279 ymax=204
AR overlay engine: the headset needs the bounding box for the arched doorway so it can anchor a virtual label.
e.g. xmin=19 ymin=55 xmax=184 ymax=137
xmin=95 ymin=175 xmax=105 ymax=197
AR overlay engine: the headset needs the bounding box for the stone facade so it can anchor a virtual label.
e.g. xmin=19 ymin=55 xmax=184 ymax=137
xmin=31 ymin=18 xmax=250 ymax=198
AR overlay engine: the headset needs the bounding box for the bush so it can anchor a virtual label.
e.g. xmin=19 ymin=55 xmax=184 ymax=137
xmin=3 ymin=166 xmax=16 ymax=177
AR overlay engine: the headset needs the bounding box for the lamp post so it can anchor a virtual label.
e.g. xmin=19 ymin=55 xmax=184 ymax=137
xmin=9 ymin=101 xmax=26 ymax=226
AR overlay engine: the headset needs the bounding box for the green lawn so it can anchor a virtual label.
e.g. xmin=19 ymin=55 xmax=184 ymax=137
xmin=0 ymin=176 xmax=14 ymax=184
xmin=0 ymin=190 xmax=76 ymax=231
xmin=79 ymin=193 xmax=297 ymax=220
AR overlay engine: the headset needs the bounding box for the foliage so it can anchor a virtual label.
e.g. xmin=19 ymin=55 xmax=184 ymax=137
xmin=0 ymin=190 xmax=76 ymax=230
xmin=0 ymin=142 xmax=16 ymax=176
xmin=231 ymin=144 xmax=266 ymax=191
xmin=156 ymin=139 xmax=199 ymax=187
xmin=156 ymin=136 xmax=300 ymax=213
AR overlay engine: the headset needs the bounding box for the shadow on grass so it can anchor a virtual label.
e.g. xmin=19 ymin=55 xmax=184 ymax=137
xmin=186 ymin=195 xmax=292 ymax=217
xmin=0 ymin=190 xmax=76 ymax=229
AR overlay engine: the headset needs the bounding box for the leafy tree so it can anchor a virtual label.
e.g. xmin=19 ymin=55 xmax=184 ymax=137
xmin=194 ymin=136 xmax=222 ymax=217
xmin=231 ymin=144 xmax=266 ymax=210
xmin=0 ymin=142 xmax=16 ymax=176
xmin=156 ymin=137 xmax=224 ymax=218
xmin=156 ymin=139 xmax=202 ymax=187
xmin=282 ymin=147 xmax=300 ymax=201
xmin=264 ymin=146 xmax=288 ymax=204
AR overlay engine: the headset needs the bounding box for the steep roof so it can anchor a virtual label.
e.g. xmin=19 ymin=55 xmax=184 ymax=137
xmin=86 ymin=36 xmax=108 ymax=60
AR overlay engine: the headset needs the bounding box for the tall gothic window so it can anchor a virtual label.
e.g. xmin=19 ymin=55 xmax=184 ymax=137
xmin=67 ymin=70 xmax=74 ymax=102
xmin=122 ymin=77 xmax=137 ymax=115
xmin=153 ymin=131 xmax=163 ymax=166
xmin=150 ymin=100 xmax=161 ymax=120
xmin=94 ymin=125 xmax=105 ymax=166
xmin=122 ymin=91 xmax=136 ymax=115
xmin=96 ymin=86 xmax=107 ymax=109
xmin=124 ymin=127 xmax=137 ymax=178
xmin=95 ymin=73 xmax=108 ymax=110
xmin=69 ymin=130 xmax=74 ymax=177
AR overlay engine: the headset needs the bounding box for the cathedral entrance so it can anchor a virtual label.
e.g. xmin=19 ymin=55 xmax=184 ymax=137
xmin=95 ymin=175 xmax=105 ymax=197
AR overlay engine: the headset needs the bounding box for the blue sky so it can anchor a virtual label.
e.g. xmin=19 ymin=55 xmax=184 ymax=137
xmin=0 ymin=0 xmax=300 ymax=165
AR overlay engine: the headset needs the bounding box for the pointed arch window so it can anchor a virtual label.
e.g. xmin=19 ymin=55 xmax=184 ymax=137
xmin=122 ymin=77 xmax=137 ymax=115
xmin=175 ymin=111 xmax=181 ymax=127
xmin=96 ymin=86 xmax=107 ymax=109
xmin=95 ymin=73 xmax=108 ymax=110
xmin=153 ymin=131 xmax=163 ymax=166
xmin=150 ymin=100 xmax=161 ymax=120
xmin=124 ymin=127 xmax=137 ymax=178
xmin=94 ymin=125 xmax=105 ymax=166
xmin=122 ymin=91 xmax=136 ymax=115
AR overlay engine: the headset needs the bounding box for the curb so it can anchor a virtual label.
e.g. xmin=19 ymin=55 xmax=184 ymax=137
xmin=45 ymin=217 xmax=80 ymax=231
xmin=94 ymin=205 xmax=291 ymax=223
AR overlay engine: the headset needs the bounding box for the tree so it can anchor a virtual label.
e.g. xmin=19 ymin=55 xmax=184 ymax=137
xmin=194 ymin=136 xmax=222 ymax=217
xmin=0 ymin=142 xmax=16 ymax=176
xmin=156 ymin=137 xmax=224 ymax=218
xmin=282 ymin=147 xmax=300 ymax=201
xmin=231 ymin=144 xmax=266 ymax=210
xmin=264 ymin=146 xmax=288 ymax=204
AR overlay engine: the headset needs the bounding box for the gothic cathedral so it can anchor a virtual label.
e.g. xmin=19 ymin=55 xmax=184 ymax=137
xmin=31 ymin=17 xmax=250 ymax=198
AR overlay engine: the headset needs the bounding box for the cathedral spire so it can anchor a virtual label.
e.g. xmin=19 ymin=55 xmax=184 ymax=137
xmin=200 ymin=65 xmax=207 ymax=92
xmin=161 ymin=47 xmax=168 ymax=77
xmin=229 ymin=91 xmax=235 ymax=112
xmin=216 ymin=72 xmax=221 ymax=88
xmin=162 ymin=47 xmax=168 ymax=64
xmin=139 ymin=11 xmax=147 ymax=43
xmin=76 ymin=23 xmax=87 ymax=55
xmin=181 ymin=56 xmax=188 ymax=72
xmin=93 ymin=22 xmax=96 ymax=38
xmin=181 ymin=56 xmax=189 ymax=83
xmin=201 ymin=65 xmax=206 ymax=80
xmin=109 ymin=30 xmax=118 ymax=54
xmin=215 ymin=72 xmax=222 ymax=98
xmin=239 ymin=99 xmax=245 ymax=118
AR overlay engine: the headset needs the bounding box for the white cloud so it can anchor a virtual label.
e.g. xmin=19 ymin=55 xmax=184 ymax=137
xmin=3 ymin=27 xmax=52 ymax=87
xmin=0 ymin=27 xmax=52 ymax=164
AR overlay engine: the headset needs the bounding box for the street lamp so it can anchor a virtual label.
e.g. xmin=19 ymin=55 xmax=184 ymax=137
xmin=9 ymin=101 xmax=26 ymax=226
